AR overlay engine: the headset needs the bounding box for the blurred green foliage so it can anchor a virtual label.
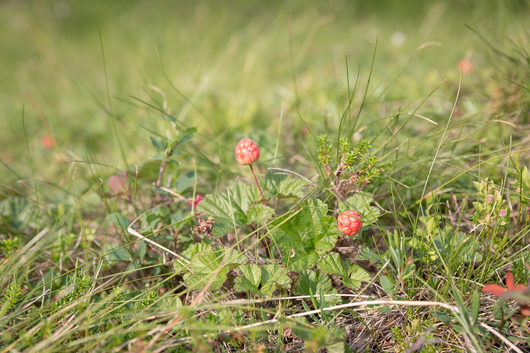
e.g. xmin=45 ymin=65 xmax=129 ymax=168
xmin=1 ymin=0 xmax=527 ymax=187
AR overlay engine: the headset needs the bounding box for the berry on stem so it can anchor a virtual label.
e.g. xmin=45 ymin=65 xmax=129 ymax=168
xmin=337 ymin=210 xmax=362 ymax=236
xmin=234 ymin=138 xmax=267 ymax=206
xmin=235 ymin=138 xmax=260 ymax=165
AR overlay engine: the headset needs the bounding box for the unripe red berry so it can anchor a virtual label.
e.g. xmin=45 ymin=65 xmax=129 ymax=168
xmin=337 ymin=210 xmax=362 ymax=236
xmin=235 ymin=138 xmax=260 ymax=165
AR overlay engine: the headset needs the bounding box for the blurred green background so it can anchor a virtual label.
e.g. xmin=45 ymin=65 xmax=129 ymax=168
xmin=1 ymin=0 xmax=528 ymax=188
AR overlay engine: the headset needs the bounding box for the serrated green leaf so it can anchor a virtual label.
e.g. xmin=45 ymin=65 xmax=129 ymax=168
xmin=210 ymin=222 xmax=236 ymax=238
xmin=342 ymin=192 xmax=373 ymax=210
xmin=239 ymin=264 xmax=261 ymax=286
xmin=356 ymin=246 xmax=381 ymax=264
xmin=264 ymin=172 xmax=309 ymax=198
xmin=185 ymin=253 xmax=229 ymax=291
xmin=234 ymin=264 xmax=262 ymax=295
xmin=224 ymin=247 xmax=246 ymax=264
xmin=296 ymin=270 xmax=336 ymax=297
xmin=180 ymin=245 xmax=242 ymax=291
xmin=246 ymin=204 xmax=274 ymax=225
xmin=346 ymin=264 xmax=371 ymax=289
xmin=341 ymin=193 xmax=380 ymax=225
xmin=234 ymin=276 xmax=261 ymax=295
xmin=234 ymin=263 xmax=290 ymax=296
xmin=197 ymin=182 xmax=262 ymax=237
xmin=318 ymin=253 xmax=348 ymax=278
xmin=180 ymin=242 xmax=210 ymax=260
xmin=286 ymin=250 xmax=320 ymax=271
xmin=261 ymin=264 xmax=290 ymax=296
xmin=273 ymin=199 xmax=339 ymax=256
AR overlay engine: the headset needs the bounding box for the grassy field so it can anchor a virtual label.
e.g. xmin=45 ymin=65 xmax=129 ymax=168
xmin=1 ymin=0 xmax=530 ymax=352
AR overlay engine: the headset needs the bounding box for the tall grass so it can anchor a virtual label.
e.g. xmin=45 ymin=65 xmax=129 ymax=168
xmin=1 ymin=0 xmax=529 ymax=351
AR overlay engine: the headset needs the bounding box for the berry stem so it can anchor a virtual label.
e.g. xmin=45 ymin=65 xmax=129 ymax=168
xmin=249 ymin=164 xmax=268 ymax=206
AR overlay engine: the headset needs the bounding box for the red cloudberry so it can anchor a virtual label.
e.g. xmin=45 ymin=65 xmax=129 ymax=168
xmin=235 ymin=138 xmax=260 ymax=165
xmin=337 ymin=210 xmax=362 ymax=236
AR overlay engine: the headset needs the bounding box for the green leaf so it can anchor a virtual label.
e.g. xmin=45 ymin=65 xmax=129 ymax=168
xmin=341 ymin=192 xmax=381 ymax=225
xmin=106 ymin=213 xmax=130 ymax=229
xmin=246 ymin=204 xmax=274 ymax=225
xmin=185 ymin=256 xmax=229 ymax=291
xmin=179 ymin=127 xmax=197 ymax=143
xmin=173 ymin=171 xmax=195 ymax=192
xmin=234 ymin=276 xmax=260 ymax=295
xmin=102 ymin=243 xmax=132 ymax=265
xmin=318 ymin=253 xmax=348 ymax=278
xmin=261 ymin=264 xmax=290 ymax=296
xmin=286 ymin=250 xmax=320 ymax=271
xmin=318 ymin=254 xmax=370 ymax=290
xmin=356 ymin=246 xmax=381 ymax=264
xmin=150 ymin=136 xmax=167 ymax=152
xmin=297 ymin=326 xmax=345 ymax=353
xmin=296 ymin=270 xmax=336 ymax=297
xmin=346 ymin=264 xmax=371 ymax=290
xmin=240 ymin=264 xmax=262 ymax=286
xmin=182 ymin=245 xmax=241 ymax=291
xmin=234 ymin=264 xmax=262 ymax=295
xmin=264 ymin=171 xmax=309 ymax=198
xmin=378 ymin=306 xmax=392 ymax=314
xmin=180 ymin=242 xmax=211 ymax=260
xmin=197 ymin=182 xmax=262 ymax=237
xmin=223 ymin=248 xmax=245 ymax=265
xmin=434 ymin=310 xmax=452 ymax=322
xmin=167 ymin=127 xmax=196 ymax=151
xmin=234 ymin=263 xmax=290 ymax=296
xmin=380 ymin=275 xmax=395 ymax=295
xmin=273 ymin=199 xmax=339 ymax=259
xmin=342 ymin=192 xmax=374 ymax=209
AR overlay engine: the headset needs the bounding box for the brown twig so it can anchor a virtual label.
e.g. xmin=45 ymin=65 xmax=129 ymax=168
xmin=156 ymin=145 xmax=178 ymax=188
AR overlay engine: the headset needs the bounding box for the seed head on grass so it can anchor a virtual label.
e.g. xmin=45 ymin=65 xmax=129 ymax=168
xmin=337 ymin=210 xmax=362 ymax=236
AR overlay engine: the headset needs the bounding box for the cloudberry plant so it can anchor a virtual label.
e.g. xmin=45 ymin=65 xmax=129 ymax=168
xmin=234 ymin=138 xmax=267 ymax=206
